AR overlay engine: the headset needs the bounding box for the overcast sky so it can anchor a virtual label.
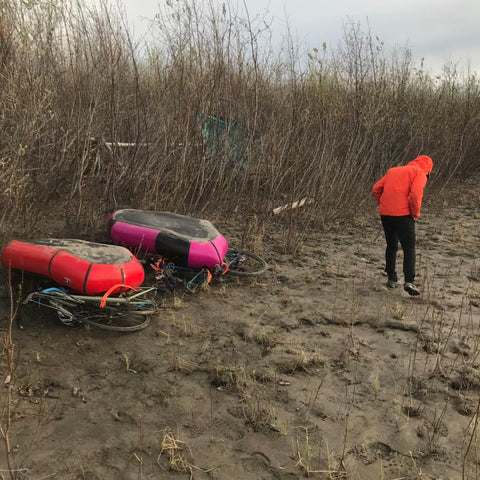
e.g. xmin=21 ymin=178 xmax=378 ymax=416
xmin=119 ymin=0 xmax=480 ymax=75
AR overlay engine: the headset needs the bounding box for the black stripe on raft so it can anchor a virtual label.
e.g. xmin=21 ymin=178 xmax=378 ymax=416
xmin=48 ymin=250 xmax=62 ymax=278
xmin=119 ymin=264 xmax=125 ymax=284
xmin=210 ymin=241 xmax=221 ymax=263
xmin=118 ymin=264 xmax=125 ymax=292
xmin=154 ymin=232 xmax=190 ymax=267
xmin=83 ymin=263 xmax=93 ymax=294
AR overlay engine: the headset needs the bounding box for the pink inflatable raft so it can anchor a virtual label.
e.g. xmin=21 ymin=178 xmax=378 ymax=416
xmin=106 ymin=209 xmax=229 ymax=270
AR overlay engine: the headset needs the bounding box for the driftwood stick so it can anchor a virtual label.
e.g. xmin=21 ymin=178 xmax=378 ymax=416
xmin=272 ymin=197 xmax=313 ymax=215
xmin=103 ymin=141 xmax=150 ymax=148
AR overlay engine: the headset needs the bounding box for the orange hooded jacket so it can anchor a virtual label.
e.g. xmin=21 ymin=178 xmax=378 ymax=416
xmin=372 ymin=155 xmax=433 ymax=218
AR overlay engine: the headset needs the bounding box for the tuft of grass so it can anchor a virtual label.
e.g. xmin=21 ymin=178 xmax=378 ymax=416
xmin=171 ymin=296 xmax=184 ymax=310
xmin=122 ymin=353 xmax=138 ymax=374
xmin=275 ymin=346 xmax=324 ymax=374
xmin=244 ymin=323 xmax=279 ymax=348
xmin=172 ymin=355 xmax=196 ymax=374
xmin=392 ymin=302 xmax=404 ymax=320
xmin=157 ymin=427 xmax=192 ymax=474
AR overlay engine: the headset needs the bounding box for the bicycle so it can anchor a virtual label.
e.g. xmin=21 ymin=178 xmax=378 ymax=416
xmin=149 ymin=248 xmax=268 ymax=293
xmin=23 ymin=284 xmax=160 ymax=332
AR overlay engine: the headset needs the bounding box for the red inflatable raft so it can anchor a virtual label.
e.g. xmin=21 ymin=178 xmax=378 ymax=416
xmin=1 ymin=239 xmax=144 ymax=295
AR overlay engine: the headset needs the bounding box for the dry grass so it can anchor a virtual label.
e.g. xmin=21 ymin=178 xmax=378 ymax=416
xmin=0 ymin=0 xmax=479 ymax=249
xmin=0 ymin=270 xmax=21 ymax=479
xmin=156 ymin=427 xmax=193 ymax=474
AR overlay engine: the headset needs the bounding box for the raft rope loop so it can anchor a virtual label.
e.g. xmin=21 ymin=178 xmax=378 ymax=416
xmin=100 ymin=284 xmax=137 ymax=308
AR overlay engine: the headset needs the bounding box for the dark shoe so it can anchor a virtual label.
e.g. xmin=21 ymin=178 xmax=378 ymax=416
xmin=386 ymin=279 xmax=398 ymax=288
xmin=404 ymin=282 xmax=420 ymax=296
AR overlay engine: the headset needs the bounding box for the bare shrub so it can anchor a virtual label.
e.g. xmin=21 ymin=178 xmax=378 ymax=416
xmin=0 ymin=0 xmax=479 ymax=248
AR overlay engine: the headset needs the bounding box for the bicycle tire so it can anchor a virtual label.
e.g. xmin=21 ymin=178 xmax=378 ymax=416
xmin=225 ymin=250 xmax=267 ymax=277
xmin=75 ymin=309 xmax=151 ymax=332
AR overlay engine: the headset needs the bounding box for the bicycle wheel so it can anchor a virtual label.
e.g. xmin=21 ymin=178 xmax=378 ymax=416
xmin=27 ymin=288 xmax=157 ymax=332
xmin=224 ymin=250 xmax=267 ymax=277
xmin=74 ymin=305 xmax=152 ymax=332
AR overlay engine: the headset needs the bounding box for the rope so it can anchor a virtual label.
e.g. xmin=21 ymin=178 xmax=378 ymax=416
xmin=216 ymin=262 xmax=229 ymax=276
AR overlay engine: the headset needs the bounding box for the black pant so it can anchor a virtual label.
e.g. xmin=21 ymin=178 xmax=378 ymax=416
xmin=380 ymin=215 xmax=416 ymax=283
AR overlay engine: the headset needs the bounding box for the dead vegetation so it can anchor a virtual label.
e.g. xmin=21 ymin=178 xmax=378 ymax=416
xmin=1 ymin=1 xmax=480 ymax=479
xmin=0 ymin=0 xmax=479 ymax=248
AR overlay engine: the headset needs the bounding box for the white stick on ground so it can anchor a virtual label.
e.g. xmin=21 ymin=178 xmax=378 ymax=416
xmin=272 ymin=197 xmax=313 ymax=215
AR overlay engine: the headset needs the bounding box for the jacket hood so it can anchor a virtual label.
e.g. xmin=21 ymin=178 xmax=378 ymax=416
xmin=408 ymin=155 xmax=433 ymax=174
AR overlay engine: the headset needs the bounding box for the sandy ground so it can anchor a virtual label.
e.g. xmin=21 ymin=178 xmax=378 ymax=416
xmin=0 ymin=196 xmax=479 ymax=479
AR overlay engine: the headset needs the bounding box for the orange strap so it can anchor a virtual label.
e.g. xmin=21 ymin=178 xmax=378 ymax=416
xmin=150 ymin=258 xmax=166 ymax=272
xmin=197 ymin=269 xmax=213 ymax=290
xmin=220 ymin=262 xmax=229 ymax=275
xmin=100 ymin=284 xmax=137 ymax=308
xmin=204 ymin=269 xmax=213 ymax=287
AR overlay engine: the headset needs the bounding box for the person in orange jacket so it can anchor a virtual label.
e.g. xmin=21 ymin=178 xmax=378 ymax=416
xmin=372 ymin=155 xmax=433 ymax=295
